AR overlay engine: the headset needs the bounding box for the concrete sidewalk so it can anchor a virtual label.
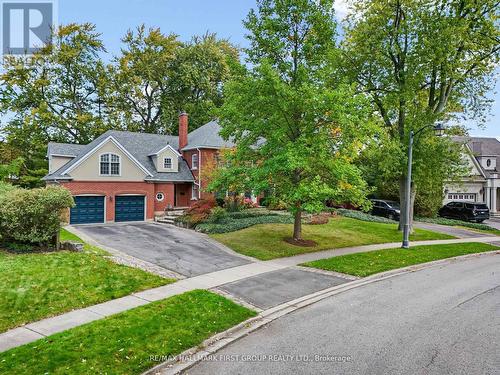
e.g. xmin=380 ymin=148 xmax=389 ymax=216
xmin=1 ymin=235 xmax=498 ymax=353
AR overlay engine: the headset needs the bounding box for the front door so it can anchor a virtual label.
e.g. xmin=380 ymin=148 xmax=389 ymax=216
xmin=175 ymin=184 xmax=189 ymax=207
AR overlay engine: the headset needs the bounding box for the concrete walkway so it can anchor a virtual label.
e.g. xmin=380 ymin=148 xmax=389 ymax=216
xmin=1 ymin=235 xmax=498 ymax=353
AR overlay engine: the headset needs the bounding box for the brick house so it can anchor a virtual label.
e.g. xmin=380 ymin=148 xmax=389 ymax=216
xmin=43 ymin=114 xmax=234 ymax=224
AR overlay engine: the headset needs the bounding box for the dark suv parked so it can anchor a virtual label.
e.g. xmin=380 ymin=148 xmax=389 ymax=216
xmin=370 ymin=199 xmax=401 ymax=221
xmin=438 ymin=201 xmax=490 ymax=223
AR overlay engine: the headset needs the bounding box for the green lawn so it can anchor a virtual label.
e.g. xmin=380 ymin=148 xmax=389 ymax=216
xmin=0 ymin=229 xmax=173 ymax=333
xmin=0 ymin=290 xmax=256 ymax=375
xmin=302 ymin=242 xmax=499 ymax=277
xmin=211 ymin=216 xmax=453 ymax=260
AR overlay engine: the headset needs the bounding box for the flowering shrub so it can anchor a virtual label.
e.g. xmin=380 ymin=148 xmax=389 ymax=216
xmin=243 ymin=198 xmax=258 ymax=209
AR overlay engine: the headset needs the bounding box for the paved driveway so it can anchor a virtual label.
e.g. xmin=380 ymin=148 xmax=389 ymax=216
xmin=414 ymin=222 xmax=492 ymax=238
xmin=75 ymin=223 xmax=251 ymax=277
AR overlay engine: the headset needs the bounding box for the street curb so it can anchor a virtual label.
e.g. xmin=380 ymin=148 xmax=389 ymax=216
xmin=144 ymin=249 xmax=500 ymax=375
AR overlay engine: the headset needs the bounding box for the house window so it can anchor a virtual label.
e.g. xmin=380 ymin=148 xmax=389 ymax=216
xmin=192 ymin=184 xmax=198 ymax=199
xmin=191 ymin=154 xmax=198 ymax=170
xmin=100 ymin=153 xmax=120 ymax=176
xmin=164 ymin=157 xmax=172 ymax=169
xmin=486 ymin=159 xmax=491 ymax=167
xmin=156 ymin=192 xmax=165 ymax=201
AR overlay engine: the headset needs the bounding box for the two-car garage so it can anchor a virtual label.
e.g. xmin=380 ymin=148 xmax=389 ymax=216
xmin=70 ymin=195 xmax=145 ymax=224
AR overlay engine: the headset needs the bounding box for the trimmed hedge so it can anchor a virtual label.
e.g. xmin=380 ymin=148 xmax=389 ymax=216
xmin=336 ymin=208 xmax=397 ymax=224
xmin=0 ymin=185 xmax=74 ymax=245
xmin=415 ymin=216 xmax=494 ymax=231
xmin=196 ymin=214 xmax=294 ymax=234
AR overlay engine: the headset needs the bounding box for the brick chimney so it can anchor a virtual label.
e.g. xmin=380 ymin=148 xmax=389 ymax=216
xmin=178 ymin=112 xmax=188 ymax=151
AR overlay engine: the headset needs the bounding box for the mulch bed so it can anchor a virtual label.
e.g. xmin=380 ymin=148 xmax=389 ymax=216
xmin=284 ymin=237 xmax=318 ymax=247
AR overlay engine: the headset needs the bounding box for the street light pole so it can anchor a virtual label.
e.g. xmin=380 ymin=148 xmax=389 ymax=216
xmin=401 ymin=122 xmax=445 ymax=249
xmin=402 ymin=130 xmax=414 ymax=249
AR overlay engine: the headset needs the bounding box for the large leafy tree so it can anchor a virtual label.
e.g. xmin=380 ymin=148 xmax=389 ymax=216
xmin=0 ymin=23 xmax=113 ymax=185
xmin=342 ymin=0 xmax=500 ymax=230
xmin=109 ymin=25 xmax=181 ymax=134
xmin=209 ymin=0 xmax=373 ymax=242
xmin=110 ymin=27 xmax=241 ymax=134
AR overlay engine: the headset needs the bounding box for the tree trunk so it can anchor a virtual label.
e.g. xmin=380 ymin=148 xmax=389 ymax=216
xmin=398 ymin=176 xmax=416 ymax=233
xmin=293 ymin=205 xmax=302 ymax=241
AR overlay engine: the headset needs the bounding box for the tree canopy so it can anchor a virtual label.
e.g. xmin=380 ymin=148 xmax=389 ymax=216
xmin=342 ymin=0 xmax=500 ymax=226
xmin=0 ymin=23 xmax=241 ymax=184
xmin=209 ymin=0 xmax=374 ymax=241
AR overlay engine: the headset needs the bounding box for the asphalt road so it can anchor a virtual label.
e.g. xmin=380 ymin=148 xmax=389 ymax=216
xmin=75 ymin=223 xmax=250 ymax=277
xmin=187 ymin=254 xmax=500 ymax=375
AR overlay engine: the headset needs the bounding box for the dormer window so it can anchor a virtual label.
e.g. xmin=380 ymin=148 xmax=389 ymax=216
xmin=100 ymin=153 xmax=120 ymax=176
xmin=164 ymin=157 xmax=173 ymax=169
xmin=486 ymin=159 xmax=491 ymax=167
xmin=191 ymin=154 xmax=198 ymax=170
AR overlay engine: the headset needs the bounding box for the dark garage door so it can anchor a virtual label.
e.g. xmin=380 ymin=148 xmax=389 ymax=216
xmin=70 ymin=196 xmax=105 ymax=224
xmin=115 ymin=195 xmax=145 ymax=222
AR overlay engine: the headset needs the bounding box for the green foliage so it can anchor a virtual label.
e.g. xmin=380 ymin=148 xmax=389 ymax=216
xmin=336 ymin=208 xmax=396 ymax=224
xmin=207 ymin=206 xmax=228 ymax=223
xmin=343 ymin=0 xmax=500 ymax=225
xmin=110 ymin=27 xmax=241 ymax=134
xmin=0 ymin=23 xmax=241 ymax=185
xmin=209 ymin=0 xmax=374 ymax=240
xmin=0 ymin=186 xmax=74 ymax=244
xmin=196 ymin=211 xmax=294 ymax=234
xmin=0 ymin=182 xmax=16 ymax=195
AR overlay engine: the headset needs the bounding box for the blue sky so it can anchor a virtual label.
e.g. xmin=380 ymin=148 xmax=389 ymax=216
xmin=59 ymin=0 xmax=497 ymax=138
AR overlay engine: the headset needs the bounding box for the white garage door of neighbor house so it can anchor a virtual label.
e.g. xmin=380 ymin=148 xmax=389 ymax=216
xmin=447 ymin=193 xmax=476 ymax=202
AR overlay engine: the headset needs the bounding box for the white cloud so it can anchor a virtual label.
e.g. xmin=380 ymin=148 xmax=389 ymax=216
xmin=333 ymin=0 xmax=350 ymax=19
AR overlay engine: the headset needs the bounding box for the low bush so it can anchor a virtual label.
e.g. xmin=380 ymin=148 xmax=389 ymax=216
xmin=0 ymin=186 xmax=74 ymax=245
xmin=336 ymin=208 xmax=396 ymax=224
xmin=224 ymin=195 xmax=244 ymax=212
xmin=207 ymin=206 xmax=228 ymax=223
xmin=196 ymin=213 xmax=294 ymax=234
xmin=415 ymin=216 xmax=494 ymax=231
xmin=183 ymin=199 xmax=217 ymax=224
xmin=226 ymin=208 xmax=282 ymax=219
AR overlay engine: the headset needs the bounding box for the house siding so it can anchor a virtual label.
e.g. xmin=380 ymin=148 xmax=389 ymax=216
xmin=69 ymin=140 xmax=147 ymax=181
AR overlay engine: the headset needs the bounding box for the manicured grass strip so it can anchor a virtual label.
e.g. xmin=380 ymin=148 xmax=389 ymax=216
xmin=0 ymin=231 xmax=173 ymax=333
xmin=0 ymin=290 xmax=257 ymax=375
xmin=302 ymin=242 xmax=499 ymax=277
xmin=60 ymin=228 xmax=108 ymax=255
xmin=211 ymin=216 xmax=453 ymax=260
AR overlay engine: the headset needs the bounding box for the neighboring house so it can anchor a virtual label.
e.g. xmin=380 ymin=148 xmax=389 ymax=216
xmin=44 ymin=113 xmax=234 ymax=224
xmin=444 ymin=136 xmax=500 ymax=216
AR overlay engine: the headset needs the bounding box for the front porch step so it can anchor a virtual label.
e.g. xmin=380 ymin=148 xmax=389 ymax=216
xmin=156 ymin=217 xmax=175 ymax=224
xmin=155 ymin=209 xmax=186 ymax=225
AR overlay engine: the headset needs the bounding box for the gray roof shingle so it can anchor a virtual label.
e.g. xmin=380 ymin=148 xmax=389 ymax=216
xmin=47 ymin=142 xmax=87 ymax=157
xmin=44 ymin=131 xmax=194 ymax=182
xmin=182 ymin=120 xmax=235 ymax=150
xmin=44 ymin=120 xmax=234 ymax=182
xmin=452 ymin=136 xmax=500 ymax=177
